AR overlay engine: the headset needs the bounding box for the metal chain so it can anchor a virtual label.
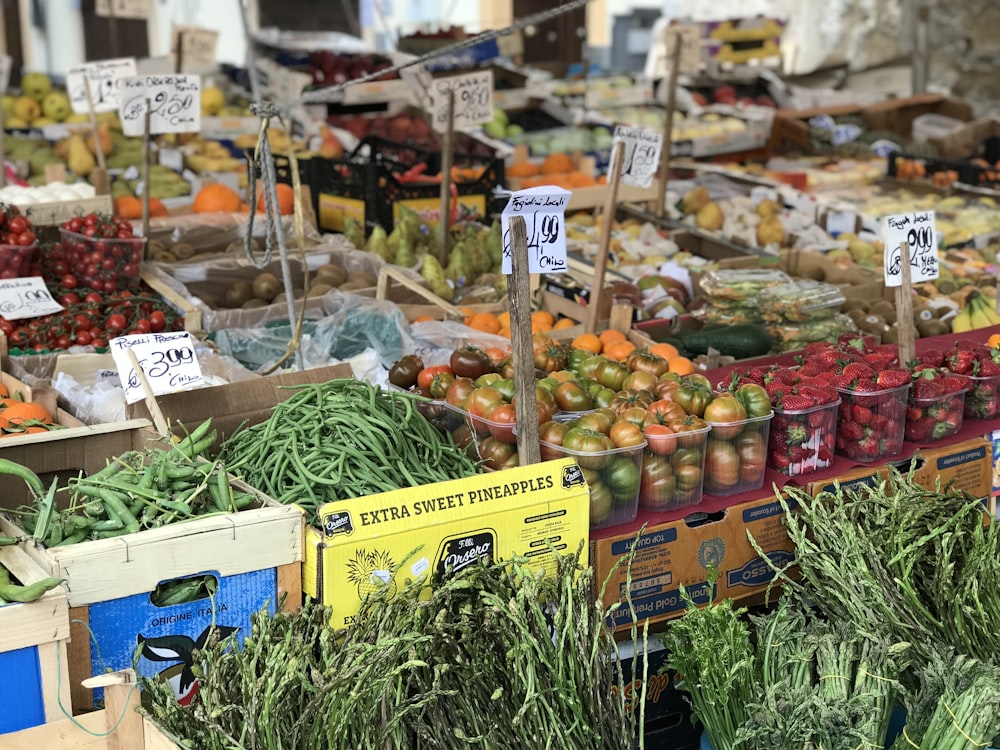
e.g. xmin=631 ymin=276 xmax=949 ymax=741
xmin=298 ymin=0 xmax=593 ymax=105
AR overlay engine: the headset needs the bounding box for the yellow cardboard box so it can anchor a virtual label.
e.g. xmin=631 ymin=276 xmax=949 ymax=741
xmin=303 ymin=459 xmax=590 ymax=626
xmin=592 ymin=493 xmax=796 ymax=633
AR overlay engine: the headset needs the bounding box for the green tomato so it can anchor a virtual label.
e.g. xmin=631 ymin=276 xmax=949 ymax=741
xmin=736 ymin=383 xmax=773 ymax=418
xmin=603 ymin=455 xmax=640 ymax=499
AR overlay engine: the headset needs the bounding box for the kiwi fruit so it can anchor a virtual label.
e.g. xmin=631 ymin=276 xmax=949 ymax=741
xmin=272 ymin=292 xmax=286 ymax=305
xmin=225 ymin=281 xmax=254 ymax=308
xmin=881 ymin=327 xmax=899 ymax=344
xmin=347 ymin=271 xmax=376 ymax=288
xmin=148 ymin=239 xmax=168 ymax=255
xmin=842 ymin=298 xmax=869 ymax=312
xmin=315 ymin=264 xmax=348 ymax=287
xmin=241 ymin=298 xmax=268 ymax=310
xmin=252 ymin=272 xmax=282 ymax=301
xmin=171 ymin=242 xmax=195 ymax=260
xmin=338 ymin=281 xmax=367 ymax=292
xmin=870 ymin=300 xmax=896 ymax=317
xmin=309 ymin=275 xmax=339 ymax=290
xmin=859 ymin=314 xmax=888 ymax=334
xmin=912 ymin=304 xmax=938 ymax=321
xmin=150 ymin=250 xmax=178 ymax=262
xmin=306 ymin=283 xmax=333 ymax=298
xmin=917 ymin=319 xmax=950 ymax=337
xmin=847 ymin=308 xmax=869 ymax=326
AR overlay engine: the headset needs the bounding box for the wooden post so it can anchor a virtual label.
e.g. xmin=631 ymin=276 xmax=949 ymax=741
xmin=655 ymin=39 xmax=683 ymax=218
xmin=438 ymin=89 xmax=455 ymax=266
xmin=0 ymin=106 xmax=6 ymax=188
xmin=141 ymin=99 xmax=152 ymax=240
xmin=127 ymin=348 xmax=169 ymax=436
xmin=83 ymin=77 xmax=107 ymax=172
xmin=81 ymin=670 xmax=144 ymax=750
xmin=586 ymin=140 xmax=625 ymax=334
xmin=175 ymin=28 xmax=185 ymax=74
xmin=107 ymin=0 xmax=120 ymax=60
xmin=506 ymin=215 xmax=541 ymax=466
xmin=895 ymin=241 xmax=916 ymax=366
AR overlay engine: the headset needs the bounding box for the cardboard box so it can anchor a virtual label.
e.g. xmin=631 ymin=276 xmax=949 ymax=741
xmin=0 ymin=517 xmax=71 ymax=733
xmin=17 ymin=490 xmax=304 ymax=713
xmin=801 ymin=463 xmax=889 ymax=498
xmin=592 ymin=493 xmax=795 ymax=633
xmin=303 ymin=458 xmax=590 ymax=626
xmin=861 ymin=94 xmax=973 ymax=141
xmin=616 ymin=639 xmax=701 ymax=750
xmin=902 ymin=437 xmax=992 ymax=504
xmin=928 ymin=115 xmax=1000 ymax=160
xmin=127 ymin=364 xmax=353 ymax=450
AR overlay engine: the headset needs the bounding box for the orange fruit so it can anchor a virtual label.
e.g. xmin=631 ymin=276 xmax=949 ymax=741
xmin=649 ymin=342 xmax=679 ymax=361
xmin=604 ymin=340 xmax=636 ymax=362
xmin=668 ymin=356 xmax=696 ymax=376
xmin=0 ymin=383 xmax=8 ymax=399
xmin=468 ymin=312 xmax=501 ymax=335
xmin=412 ymin=315 xmax=435 ymax=323
xmin=599 ymin=329 xmax=627 ymax=347
xmin=553 ymin=317 xmax=577 ymax=330
xmin=989 ymin=333 xmax=1000 ymax=349
xmin=531 ymin=310 xmax=555 ymax=328
xmin=572 ymin=333 xmax=602 ymax=354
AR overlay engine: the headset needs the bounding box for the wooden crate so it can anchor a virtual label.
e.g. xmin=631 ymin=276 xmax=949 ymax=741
xmin=17 ymin=485 xmax=304 ymax=714
xmin=139 ymin=268 xmax=204 ymax=334
xmin=0 ymin=517 xmax=71 ymax=734
xmin=2 ymin=670 xmax=181 ymax=749
xmin=376 ymin=266 xmax=507 ymax=323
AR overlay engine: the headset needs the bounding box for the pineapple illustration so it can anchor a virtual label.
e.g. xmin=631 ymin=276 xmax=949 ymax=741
xmin=347 ymin=548 xmax=398 ymax=601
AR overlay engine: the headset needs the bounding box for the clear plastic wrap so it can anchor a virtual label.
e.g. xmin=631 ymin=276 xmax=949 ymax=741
xmin=760 ymin=280 xmax=846 ymax=323
xmin=146 ymin=213 xmax=325 ymax=262
xmin=698 ymin=268 xmax=792 ymax=301
xmin=766 ymin=313 xmax=859 ymax=351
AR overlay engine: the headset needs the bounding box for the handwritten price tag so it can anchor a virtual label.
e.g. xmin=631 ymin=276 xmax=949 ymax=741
xmin=0 ymin=277 xmax=64 ymax=321
xmin=172 ymin=25 xmax=219 ymax=70
xmin=119 ymin=74 xmax=201 ymax=136
xmin=882 ymin=210 xmax=938 ymax=287
xmin=429 ymin=70 xmax=493 ymax=133
xmin=110 ymin=331 xmax=204 ymax=404
xmin=501 ymin=186 xmax=571 ymax=274
xmin=613 ymin=125 xmax=662 ymax=188
xmin=67 ymin=58 xmax=137 ymax=114
xmin=664 ymin=25 xmax=702 ymax=73
xmin=96 ymin=0 xmax=149 ymax=18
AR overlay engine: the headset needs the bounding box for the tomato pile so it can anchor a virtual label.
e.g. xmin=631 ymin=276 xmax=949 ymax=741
xmin=0 ymin=207 xmax=40 ymax=279
xmin=48 ymin=213 xmax=146 ymax=293
xmin=389 ymin=334 xmax=777 ymax=527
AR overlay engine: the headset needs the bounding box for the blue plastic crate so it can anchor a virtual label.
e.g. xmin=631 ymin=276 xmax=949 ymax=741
xmin=0 ymin=644 xmax=47 ymax=734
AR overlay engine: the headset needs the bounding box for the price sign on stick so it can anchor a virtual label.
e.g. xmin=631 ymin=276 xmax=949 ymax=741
xmin=67 ymin=58 xmax=137 ymax=114
xmin=613 ymin=125 xmax=662 ymax=188
xmin=501 ymin=186 xmax=571 ymax=274
xmin=0 ymin=277 xmax=64 ymax=320
xmin=96 ymin=0 xmax=149 ymax=18
xmin=663 ymin=25 xmax=702 ymax=74
xmin=429 ymin=70 xmax=493 ymax=132
xmin=119 ymin=75 xmax=201 ymax=137
xmin=110 ymin=332 xmax=204 ymax=404
xmin=882 ymin=210 xmax=938 ymax=287
xmin=172 ymin=25 xmax=219 ymax=70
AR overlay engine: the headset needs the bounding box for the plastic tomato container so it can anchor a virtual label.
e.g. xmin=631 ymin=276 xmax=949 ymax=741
xmin=835 ymin=384 xmax=909 ymax=462
xmin=954 ymin=373 xmax=1000 ymax=420
xmin=768 ymin=400 xmax=840 ymax=476
xmin=703 ymin=414 xmax=773 ymax=496
xmin=639 ymin=425 xmax=710 ymax=512
xmin=540 ymin=438 xmax=645 ymax=530
xmin=441 ymin=402 xmax=519 ymax=470
xmin=58 ymin=229 xmax=146 ymax=292
xmin=0 ymin=243 xmax=40 ymax=278
xmin=905 ymin=388 xmax=967 ymax=442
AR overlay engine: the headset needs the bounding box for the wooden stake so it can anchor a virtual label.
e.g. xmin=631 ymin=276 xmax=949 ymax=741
xmin=127 ymin=348 xmax=169 ymax=436
xmin=586 ymin=140 xmax=625 ymax=334
xmin=175 ymin=28 xmax=185 ymax=74
xmin=656 ymin=39 xmax=683 ymax=219
xmin=83 ymin=77 xmax=107 ymax=172
xmin=99 ymin=671 xmax=144 ymax=750
xmin=895 ymin=241 xmax=916 ymax=366
xmin=141 ymin=98 xmax=152 ymax=241
xmin=0 ymin=107 xmax=6 ymax=188
xmin=438 ymin=89 xmax=455 ymax=266
xmin=506 ymin=215 xmax=541 ymax=466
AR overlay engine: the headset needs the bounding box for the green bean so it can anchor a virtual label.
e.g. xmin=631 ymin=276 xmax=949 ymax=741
xmin=0 ymin=566 xmax=63 ymax=603
xmin=100 ymin=489 xmax=141 ymax=534
xmin=55 ymin=530 xmax=88 ymax=546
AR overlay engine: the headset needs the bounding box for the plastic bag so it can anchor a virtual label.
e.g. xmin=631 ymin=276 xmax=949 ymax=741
xmin=409 ymin=320 xmax=511 ymax=366
xmin=146 ymin=213 xmax=324 ymax=262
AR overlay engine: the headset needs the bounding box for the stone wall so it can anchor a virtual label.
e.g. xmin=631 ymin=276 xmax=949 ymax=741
xmin=928 ymin=0 xmax=1000 ymax=115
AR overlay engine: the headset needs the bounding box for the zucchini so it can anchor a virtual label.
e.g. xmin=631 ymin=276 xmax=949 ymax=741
xmin=680 ymin=324 xmax=773 ymax=360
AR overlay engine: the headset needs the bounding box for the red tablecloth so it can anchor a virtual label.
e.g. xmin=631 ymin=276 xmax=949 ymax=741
xmin=591 ymin=326 xmax=1000 ymax=541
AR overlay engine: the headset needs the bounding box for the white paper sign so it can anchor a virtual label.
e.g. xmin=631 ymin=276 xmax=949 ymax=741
xmin=664 ymin=26 xmax=702 ymax=73
xmin=119 ymin=74 xmax=201 ymax=136
xmin=882 ymin=210 xmax=938 ymax=287
xmin=172 ymin=25 xmax=219 ymax=70
xmin=825 ymin=211 xmax=856 ymax=237
xmin=429 ymin=70 xmax=494 ymax=133
xmin=67 ymin=58 xmax=137 ymax=114
xmin=613 ymin=125 xmax=662 ymax=188
xmin=96 ymin=0 xmax=149 ymax=18
xmin=158 ymin=147 xmax=184 ymax=171
xmin=750 ymin=185 xmax=780 ymax=204
xmin=0 ymin=55 xmax=11 ymax=96
xmin=500 ymin=187 xmax=571 ymax=274
xmin=110 ymin=331 xmax=204 ymax=404
xmin=0 ymin=277 xmax=64 ymax=320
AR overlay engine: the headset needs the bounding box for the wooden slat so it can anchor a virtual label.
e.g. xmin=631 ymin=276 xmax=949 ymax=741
xmin=30 ymin=505 xmax=303 ymax=607
xmin=37 ymin=640 xmax=72 ymax=724
xmin=277 ymin=562 xmax=302 ymax=613
xmin=0 ymin=709 xmax=108 ymax=749
xmin=68 ymin=606 xmax=92 ymax=715
xmin=139 ymin=268 xmax=203 ymax=334
xmin=143 ymin=718 xmax=183 ymax=750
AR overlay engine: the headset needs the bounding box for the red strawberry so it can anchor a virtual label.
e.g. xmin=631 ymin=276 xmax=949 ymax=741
xmin=771 ymin=453 xmax=792 ymax=470
xmin=857 ymin=434 xmax=880 ymax=459
xmin=789 ymin=446 xmax=813 ymax=462
xmin=800 ymin=386 xmax=835 ymax=405
xmin=918 ymin=349 xmax=944 ymax=367
xmin=978 ymin=360 xmax=1000 ymax=377
xmin=830 ymin=373 xmax=856 ymax=390
xmin=941 ymin=375 xmax=967 ymax=394
xmin=851 ymin=379 xmax=879 ymax=394
xmin=817 ymin=446 xmax=832 ymax=462
xmin=906 ymin=416 xmax=933 ymax=441
xmin=765 ymin=382 xmax=785 ymax=400
xmin=852 ymin=404 xmax=874 ymax=425
xmin=841 ymin=421 xmax=864 ymax=441
xmin=876 ymin=370 xmax=910 ymax=389
xmin=780 ymin=394 xmax=814 ymax=412
xmin=947 ymin=349 xmax=976 ymax=375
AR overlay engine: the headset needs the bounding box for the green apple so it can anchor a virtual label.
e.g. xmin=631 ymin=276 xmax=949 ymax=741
xmin=491 ymin=107 xmax=509 ymax=127
xmin=21 ymin=72 xmax=52 ymax=101
xmin=42 ymin=91 xmax=71 ymax=122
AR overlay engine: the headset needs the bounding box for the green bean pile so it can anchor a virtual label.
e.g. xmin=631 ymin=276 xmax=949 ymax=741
xmin=7 ymin=421 xmax=257 ymax=546
xmin=0 ymin=561 xmax=62 ymax=604
xmin=221 ymin=378 xmax=480 ymax=523
xmin=143 ymin=547 xmax=638 ymax=750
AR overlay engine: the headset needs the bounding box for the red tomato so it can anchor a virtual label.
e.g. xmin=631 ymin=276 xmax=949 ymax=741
xmin=643 ymin=424 xmax=677 ymax=456
xmin=17 ymin=231 xmax=35 ymax=246
xmin=486 ymin=403 xmax=516 ymax=443
xmin=609 ymin=420 xmax=645 ymax=449
xmin=134 ymin=318 xmax=151 ymax=334
xmin=106 ymin=313 xmax=127 ymax=333
xmin=417 ymin=364 xmax=453 ymax=391
xmin=148 ymin=310 xmax=166 ymax=333
xmin=84 ymin=292 xmax=103 ymax=305
xmin=8 ymin=216 xmax=27 ymax=235
xmin=75 ymin=330 xmax=93 ymax=345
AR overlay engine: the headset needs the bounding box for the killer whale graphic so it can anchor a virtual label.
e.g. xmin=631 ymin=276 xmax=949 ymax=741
xmin=137 ymin=626 xmax=238 ymax=705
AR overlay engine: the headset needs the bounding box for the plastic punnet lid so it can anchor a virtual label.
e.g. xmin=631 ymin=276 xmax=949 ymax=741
xmin=760 ymin=280 xmax=846 ymax=322
xmin=699 ymin=269 xmax=793 ymax=301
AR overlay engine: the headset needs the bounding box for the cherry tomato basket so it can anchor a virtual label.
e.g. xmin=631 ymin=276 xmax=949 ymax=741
xmin=56 ymin=229 xmax=147 ymax=292
xmin=0 ymin=243 xmax=41 ymax=278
